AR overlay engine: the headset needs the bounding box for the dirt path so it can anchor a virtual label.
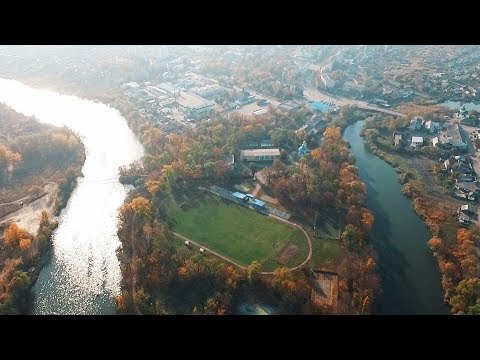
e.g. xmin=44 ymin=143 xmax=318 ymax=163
xmin=173 ymin=231 xmax=246 ymax=269
xmin=0 ymin=183 xmax=57 ymax=235
xmin=0 ymin=194 xmax=32 ymax=206
xmin=251 ymin=182 xmax=261 ymax=197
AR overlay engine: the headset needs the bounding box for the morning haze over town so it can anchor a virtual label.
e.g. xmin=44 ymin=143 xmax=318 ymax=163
xmin=0 ymin=45 xmax=479 ymax=315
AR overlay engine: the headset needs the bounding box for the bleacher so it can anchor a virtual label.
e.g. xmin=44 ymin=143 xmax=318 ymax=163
xmin=210 ymin=185 xmax=291 ymax=220
xmin=265 ymin=203 xmax=291 ymax=220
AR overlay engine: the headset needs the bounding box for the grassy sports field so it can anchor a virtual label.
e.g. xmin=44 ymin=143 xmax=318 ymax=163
xmin=165 ymin=192 xmax=309 ymax=271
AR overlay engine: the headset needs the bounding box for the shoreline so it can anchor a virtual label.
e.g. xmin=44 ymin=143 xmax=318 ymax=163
xmin=360 ymin=131 xmax=453 ymax=312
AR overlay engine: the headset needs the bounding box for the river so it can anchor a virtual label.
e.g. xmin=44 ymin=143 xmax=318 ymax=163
xmin=343 ymin=120 xmax=449 ymax=314
xmin=0 ymin=78 xmax=144 ymax=314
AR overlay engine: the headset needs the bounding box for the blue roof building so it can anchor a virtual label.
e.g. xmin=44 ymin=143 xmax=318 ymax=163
xmin=252 ymin=199 xmax=266 ymax=207
xmin=232 ymin=192 xmax=248 ymax=201
xmin=298 ymin=141 xmax=309 ymax=156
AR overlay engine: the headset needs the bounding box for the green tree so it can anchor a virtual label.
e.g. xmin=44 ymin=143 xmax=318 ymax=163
xmin=247 ymin=260 xmax=262 ymax=283
xmin=204 ymin=161 xmax=216 ymax=178
xmin=469 ymin=298 xmax=480 ymax=315
xmin=364 ymin=129 xmax=379 ymax=144
xmin=341 ymin=224 xmax=361 ymax=249
xmin=249 ymin=162 xmax=257 ymax=175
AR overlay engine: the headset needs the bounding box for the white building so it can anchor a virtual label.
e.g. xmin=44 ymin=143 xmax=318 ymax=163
xmin=177 ymin=91 xmax=215 ymax=119
xmin=411 ymin=136 xmax=424 ymax=148
xmin=240 ymin=148 xmax=280 ymax=162
xmin=252 ymin=108 xmax=268 ymax=116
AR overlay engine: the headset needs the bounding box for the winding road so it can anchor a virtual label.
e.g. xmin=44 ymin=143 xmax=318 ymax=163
xmin=303 ymin=87 xmax=406 ymax=118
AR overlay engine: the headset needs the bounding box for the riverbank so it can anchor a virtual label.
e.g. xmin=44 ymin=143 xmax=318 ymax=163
xmin=0 ymin=78 xmax=144 ymax=314
xmin=344 ymin=120 xmax=448 ymax=314
xmin=360 ymin=130 xmax=470 ymax=313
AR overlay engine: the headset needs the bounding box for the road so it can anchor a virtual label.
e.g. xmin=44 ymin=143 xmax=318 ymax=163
xmin=173 ymin=231 xmax=246 ymax=269
xmin=0 ymin=183 xmax=57 ymax=235
xmin=192 ymin=70 xmax=406 ymax=118
xmin=303 ymin=87 xmax=407 ymax=118
xmin=456 ymin=124 xmax=480 ymax=224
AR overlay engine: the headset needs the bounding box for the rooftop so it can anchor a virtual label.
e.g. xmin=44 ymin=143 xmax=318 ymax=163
xmin=158 ymin=82 xmax=179 ymax=94
xmin=177 ymin=91 xmax=215 ymax=110
xmin=412 ymin=136 xmax=423 ymax=142
xmin=232 ymin=192 xmax=247 ymax=200
xmin=240 ymin=148 xmax=281 ymax=157
xmin=252 ymin=199 xmax=266 ymax=207
xmin=278 ymin=99 xmax=304 ymax=111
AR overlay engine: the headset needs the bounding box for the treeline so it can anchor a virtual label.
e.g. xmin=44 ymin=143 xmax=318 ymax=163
xmin=263 ymin=126 xmax=379 ymax=313
xmin=403 ymin=185 xmax=480 ymax=314
xmin=116 ymin=196 xmax=318 ymax=314
xmin=118 ymin=105 xmax=316 ymax=192
xmin=0 ymin=211 xmax=57 ymax=314
xmin=360 ymin=108 xmax=480 ymax=314
xmin=0 ymin=104 xmax=85 ymax=186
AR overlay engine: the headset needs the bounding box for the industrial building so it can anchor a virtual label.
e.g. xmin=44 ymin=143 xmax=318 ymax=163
xmin=240 ymin=148 xmax=280 ymax=162
xmin=177 ymin=91 xmax=215 ymax=119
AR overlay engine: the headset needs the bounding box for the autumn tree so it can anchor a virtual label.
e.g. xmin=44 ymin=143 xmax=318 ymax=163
xmin=3 ymin=223 xmax=32 ymax=248
xmin=449 ymin=278 xmax=480 ymax=315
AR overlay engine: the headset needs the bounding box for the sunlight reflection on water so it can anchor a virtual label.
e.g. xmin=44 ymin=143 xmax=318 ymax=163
xmin=0 ymin=78 xmax=144 ymax=314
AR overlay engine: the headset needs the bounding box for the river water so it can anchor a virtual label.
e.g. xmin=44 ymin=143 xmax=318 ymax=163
xmin=343 ymin=121 xmax=449 ymax=314
xmin=0 ymin=79 xmax=144 ymax=314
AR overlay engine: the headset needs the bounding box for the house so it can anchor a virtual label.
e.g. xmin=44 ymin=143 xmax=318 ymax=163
xmin=459 ymin=204 xmax=475 ymax=216
xmin=439 ymin=124 xmax=468 ymax=150
xmin=455 ymin=180 xmax=478 ymax=192
xmin=458 ymin=204 xmax=476 ymax=225
xmin=394 ymin=134 xmax=403 ymax=146
xmin=411 ymin=136 xmax=424 ymax=148
xmin=322 ymin=73 xmax=336 ymax=89
xmin=444 ymin=159 xmax=451 ymax=171
xmin=240 ymin=148 xmax=281 ymax=162
xmin=409 ymin=117 xmax=424 ymax=131
xmin=424 ymin=120 xmax=440 ymax=134
xmin=252 ymin=108 xmax=268 ymax=116
xmin=222 ymin=154 xmax=235 ymax=171
xmin=458 ymin=174 xmax=476 ymax=182
xmin=454 ymin=188 xmax=479 ymax=202
xmin=458 ymin=162 xmax=474 ymax=174
xmin=432 ymin=137 xmax=439 ymax=147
